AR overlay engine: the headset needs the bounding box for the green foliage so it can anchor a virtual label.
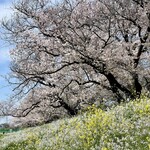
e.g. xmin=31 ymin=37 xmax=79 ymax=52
xmin=0 ymin=128 xmax=20 ymax=133
xmin=0 ymin=97 xmax=150 ymax=150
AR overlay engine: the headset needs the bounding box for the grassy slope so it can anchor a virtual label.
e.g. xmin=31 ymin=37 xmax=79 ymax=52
xmin=0 ymin=96 xmax=150 ymax=150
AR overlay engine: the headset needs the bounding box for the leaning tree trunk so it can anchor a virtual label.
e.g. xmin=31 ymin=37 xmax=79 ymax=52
xmin=104 ymin=71 xmax=135 ymax=103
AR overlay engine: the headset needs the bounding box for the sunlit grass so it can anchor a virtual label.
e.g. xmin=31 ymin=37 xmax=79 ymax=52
xmin=0 ymin=96 xmax=150 ymax=150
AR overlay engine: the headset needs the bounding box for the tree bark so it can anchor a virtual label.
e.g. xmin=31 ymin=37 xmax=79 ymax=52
xmin=59 ymin=100 xmax=78 ymax=116
xmin=104 ymin=72 xmax=135 ymax=102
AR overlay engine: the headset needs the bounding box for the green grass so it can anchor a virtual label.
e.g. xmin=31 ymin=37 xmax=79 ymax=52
xmin=0 ymin=96 xmax=150 ymax=150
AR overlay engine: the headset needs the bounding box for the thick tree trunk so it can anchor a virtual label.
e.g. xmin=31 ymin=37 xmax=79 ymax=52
xmin=132 ymin=73 xmax=142 ymax=98
xmin=83 ymin=57 xmax=136 ymax=102
xmin=104 ymin=72 xmax=135 ymax=102
xmin=59 ymin=101 xmax=78 ymax=116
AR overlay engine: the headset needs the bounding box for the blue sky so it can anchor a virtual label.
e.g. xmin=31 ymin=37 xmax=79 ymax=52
xmin=0 ymin=0 xmax=13 ymax=101
xmin=0 ymin=0 xmax=14 ymax=123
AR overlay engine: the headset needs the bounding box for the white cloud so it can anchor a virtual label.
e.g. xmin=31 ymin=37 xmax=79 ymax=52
xmin=0 ymin=1 xmax=13 ymax=64
xmin=0 ymin=1 xmax=13 ymax=21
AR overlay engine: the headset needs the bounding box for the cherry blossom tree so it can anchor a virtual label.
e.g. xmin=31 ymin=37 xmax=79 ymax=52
xmin=1 ymin=0 xmax=150 ymax=118
xmin=10 ymin=88 xmax=69 ymax=127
